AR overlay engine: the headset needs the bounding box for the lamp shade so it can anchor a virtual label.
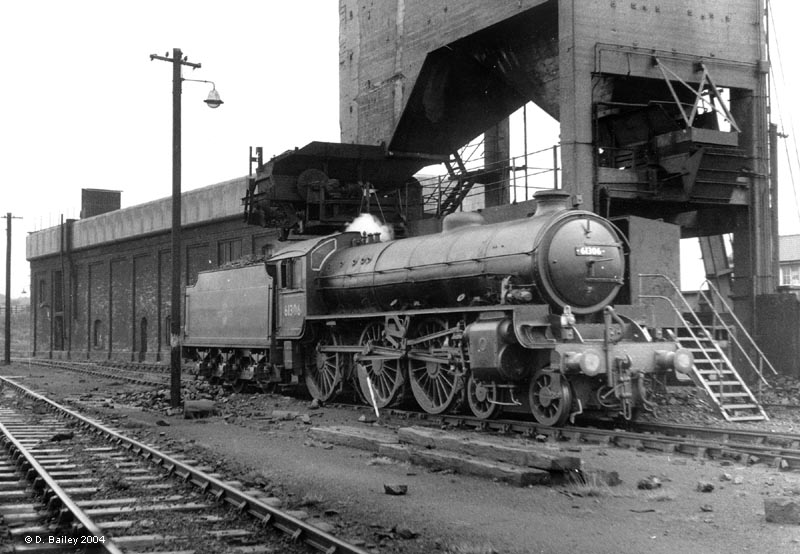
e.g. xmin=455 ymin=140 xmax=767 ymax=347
xmin=204 ymin=87 xmax=223 ymax=108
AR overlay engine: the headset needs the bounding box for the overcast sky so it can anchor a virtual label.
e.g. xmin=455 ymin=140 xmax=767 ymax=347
xmin=1 ymin=1 xmax=799 ymax=297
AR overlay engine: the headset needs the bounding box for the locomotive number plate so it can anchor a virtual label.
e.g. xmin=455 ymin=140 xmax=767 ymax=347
xmin=283 ymin=303 xmax=303 ymax=317
xmin=575 ymin=246 xmax=606 ymax=256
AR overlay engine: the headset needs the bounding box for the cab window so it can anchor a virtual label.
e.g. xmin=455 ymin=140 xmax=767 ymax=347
xmin=310 ymin=238 xmax=336 ymax=271
xmin=279 ymin=259 xmax=302 ymax=289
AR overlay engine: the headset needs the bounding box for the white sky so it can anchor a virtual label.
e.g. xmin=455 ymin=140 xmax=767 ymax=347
xmin=1 ymin=1 xmax=799 ymax=296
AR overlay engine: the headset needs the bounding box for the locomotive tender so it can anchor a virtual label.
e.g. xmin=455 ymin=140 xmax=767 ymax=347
xmin=184 ymin=190 xmax=692 ymax=426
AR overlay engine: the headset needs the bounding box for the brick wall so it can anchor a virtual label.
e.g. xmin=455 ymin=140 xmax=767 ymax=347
xmin=29 ymin=217 xmax=281 ymax=362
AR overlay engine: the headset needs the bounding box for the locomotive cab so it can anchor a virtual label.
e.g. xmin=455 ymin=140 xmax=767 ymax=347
xmin=269 ymin=232 xmax=363 ymax=340
xmin=267 ymin=232 xmax=363 ymax=391
xmin=273 ymin=256 xmax=306 ymax=339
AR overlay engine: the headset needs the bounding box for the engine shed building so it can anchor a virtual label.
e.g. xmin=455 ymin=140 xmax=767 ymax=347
xmin=26 ymin=178 xmax=281 ymax=362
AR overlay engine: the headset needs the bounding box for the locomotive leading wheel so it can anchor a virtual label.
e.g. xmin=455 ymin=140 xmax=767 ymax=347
xmin=528 ymin=369 xmax=573 ymax=427
xmin=356 ymin=322 xmax=406 ymax=409
xmin=408 ymin=319 xmax=463 ymax=414
xmin=466 ymin=375 xmax=500 ymax=420
xmin=305 ymin=328 xmax=346 ymax=403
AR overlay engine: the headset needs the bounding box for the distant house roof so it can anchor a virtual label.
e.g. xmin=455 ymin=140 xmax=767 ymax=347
xmin=780 ymin=235 xmax=800 ymax=263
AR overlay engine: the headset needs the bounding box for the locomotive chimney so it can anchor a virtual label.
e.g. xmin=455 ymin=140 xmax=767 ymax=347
xmin=533 ymin=190 xmax=571 ymax=215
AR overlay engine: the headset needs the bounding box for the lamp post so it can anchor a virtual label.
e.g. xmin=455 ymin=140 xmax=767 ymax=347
xmin=3 ymin=213 xmax=22 ymax=365
xmin=150 ymin=48 xmax=223 ymax=408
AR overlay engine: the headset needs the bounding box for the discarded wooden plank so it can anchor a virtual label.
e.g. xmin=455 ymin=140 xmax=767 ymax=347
xmin=308 ymin=426 xmax=399 ymax=453
xmin=309 ymin=425 xmax=557 ymax=486
xmin=406 ymin=448 xmax=551 ymax=487
xmin=377 ymin=442 xmax=412 ymax=463
xmin=397 ymin=426 xmax=581 ymax=471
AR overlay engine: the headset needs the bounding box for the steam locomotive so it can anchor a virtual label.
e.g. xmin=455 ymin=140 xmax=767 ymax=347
xmin=183 ymin=190 xmax=692 ymax=426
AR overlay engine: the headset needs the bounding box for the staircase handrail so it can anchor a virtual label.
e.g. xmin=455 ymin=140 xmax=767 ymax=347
xmin=634 ymin=289 xmax=728 ymax=385
xmin=697 ymin=278 xmax=778 ymax=378
xmin=638 ymin=273 xmax=770 ymax=388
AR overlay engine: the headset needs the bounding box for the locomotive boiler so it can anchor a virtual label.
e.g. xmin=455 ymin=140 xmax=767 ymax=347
xmin=316 ymin=190 xmax=623 ymax=314
xmin=184 ymin=190 xmax=692 ymax=426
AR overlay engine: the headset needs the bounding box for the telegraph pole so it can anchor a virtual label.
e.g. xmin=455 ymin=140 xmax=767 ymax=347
xmin=150 ymin=49 xmax=202 ymax=408
xmin=4 ymin=213 xmax=22 ymax=365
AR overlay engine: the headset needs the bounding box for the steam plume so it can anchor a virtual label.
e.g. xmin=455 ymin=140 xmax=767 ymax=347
xmin=345 ymin=213 xmax=393 ymax=241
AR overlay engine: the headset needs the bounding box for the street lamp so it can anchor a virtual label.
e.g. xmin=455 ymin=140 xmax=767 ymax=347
xmin=204 ymin=85 xmax=224 ymax=108
xmin=183 ymin=77 xmax=224 ymax=108
xmin=150 ymin=48 xmax=223 ymax=408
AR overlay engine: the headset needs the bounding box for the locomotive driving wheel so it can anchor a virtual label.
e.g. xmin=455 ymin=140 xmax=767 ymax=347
xmin=529 ymin=369 xmax=573 ymax=427
xmin=466 ymin=375 xmax=501 ymax=420
xmin=356 ymin=322 xmax=406 ymax=409
xmin=408 ymin=318 xmax=464 ymax=414
xmin=305 ymin=328 xmax=346 ymax=403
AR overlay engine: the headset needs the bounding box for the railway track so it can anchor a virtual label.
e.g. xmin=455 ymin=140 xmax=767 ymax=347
xmin=14 ymin=359 xmax=800 ymax=473
xmin=16 ymin=359 xmax=168 ymax=388
xmin=0 ymin=375 xmax=370 ymax=554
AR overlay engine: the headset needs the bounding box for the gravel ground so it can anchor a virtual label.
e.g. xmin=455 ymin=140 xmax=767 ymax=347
xmin=3 ymin=361 xmax=800 ymax=554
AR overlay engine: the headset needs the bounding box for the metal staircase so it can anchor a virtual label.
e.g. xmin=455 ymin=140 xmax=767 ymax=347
xmin=639 ymin=274 xmax=776 ymax=422
xmin=438 ymin=154 xmax=478 ymax=216
xmin=671 ymin=324 xmax=768 ymax=422
xmin=420 ymin=137 xmax=489 ymax=216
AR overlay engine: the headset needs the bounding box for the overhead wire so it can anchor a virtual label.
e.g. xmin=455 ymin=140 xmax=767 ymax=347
xmin=768 ymin=1 xmax=800 ymax=231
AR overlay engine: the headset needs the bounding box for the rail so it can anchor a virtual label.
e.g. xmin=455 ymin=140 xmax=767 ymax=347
xmin=0 ymin=420 xmax=125 ymax=554
xmin=0 ymin=376 xmax=372 ymax=554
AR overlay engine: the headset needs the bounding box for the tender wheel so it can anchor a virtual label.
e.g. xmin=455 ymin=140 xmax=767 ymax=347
xmin=231 ymin=379 xmax=247 ymax=393
xmin=257 ymin=381 xmax=277 ymax=394
xmin=200 ymin=351 xmax=222 ymax=381
xmin=467 ymin=375 xmax=500 ymax=420
xmin=408 ymin=319 xmax=463 ymax=414
xmin=528 ymin=369 xmax=573 ymax=427
xmin=305 ymin=328 xmax=346 ymax=403
xmin=356 ymin=322 xmax=406 ymax=409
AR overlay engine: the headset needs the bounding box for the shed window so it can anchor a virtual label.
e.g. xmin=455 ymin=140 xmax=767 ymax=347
xmin=93 ymin=319 xmax=104 ymax=350
xmin=218 ymin=239 xmax=243 ymax=265
xmin=53 ymin=271 xmax=64 ymax=312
